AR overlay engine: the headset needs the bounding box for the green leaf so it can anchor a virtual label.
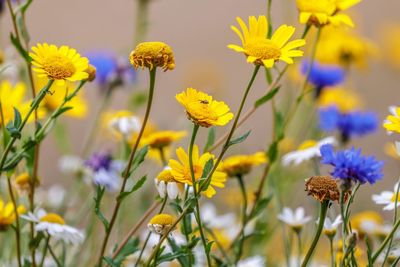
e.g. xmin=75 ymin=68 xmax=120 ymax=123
xmin=117 ymin=175 xmax=147 ymax=202
xmin=274 ymin=110 xmax=285 ymax=140
xmin=113 ymin=238 xmax=139 ymax=265
xmin=254 ymin=86 xmax=280 ymax=108
xmin=10 ymin=33 xmax=31 ymax=62
xmin=94 ymin=186 xmax=109 ymax=231
xmin=206 ymin=241 xmax=214 ymax=254
xmin=158 ymin=251 xmax=189 ymax=264
xmin=129 ymin=91 xmax=148 ymax=110
xmin=6 ymin=122 xmax=21 ymax=139
xmin=29 ymin=231 xmax=45 ymax=250
xmin=267 ymin=141 xmax=278 ymax=163
xmin=167 ymin=237 xmax=189 ymax=266
xmin=227 ymin=131 xmax=251 ymax=147
xmin=53 ymin=106 xmax=73 ymax=118
xmin=102 ymin=257 xmax=119 ymax=267
xmin=203 ymin=127 xmax=216 ymax=152
xmin=250 ymin=195 xmax=273 ymax=219
xmin=15 ymin=0 xmax=33 ymax=15
xmin=130 ymin=146 xmax=148 ymax=174
xmin=12 ymin=107 xmax=22 ymax=128
xmin=199 ymin=158 xmax=214 ymax=192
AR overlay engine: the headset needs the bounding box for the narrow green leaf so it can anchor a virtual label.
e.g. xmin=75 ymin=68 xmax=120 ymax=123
xmin=251 ymin=195 xmax=273 ymax=219
xmin=203 ymin=127 xmax=216 ymax=152
xmin=227 ymin=130 xmax=251 ymax=147
xmin=53 ymin=106 xmax=73 ymax=118
xmin=130 ymin=145 xmax=148 ymax=174
xmin=117 ymin=175 xmax=147 ymax=202
xmin=13 ymin=107 xmax=22 ymax=128
xmin=158 ymin=251 xmax=189 ymax=264
xmin=254 ymin=86 xmax=280 ymax=108
xmin=113 ymin=238 xmax=139 ymax=265
xmin=6 ymin=122 xmax=21 ymax=139
xmin=94 ymin=186 xmax=109 ymax=231
xmin=102 ymin=257 xmax=119 ymax=267
xmin=10 ymin=33 xmax=31 ymax=62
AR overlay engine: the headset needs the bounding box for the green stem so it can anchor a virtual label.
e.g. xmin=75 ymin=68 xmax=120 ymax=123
xmin=372 ymin=218 xmax=400 ymax=263
xmin=235 ymin=175 xmax=247 ymax=263
xmin=47 ymin=237 xmax=62 ymax=267
xmin=40 ymin=235 xmax=51 ymax=267
xmin=301 ymin=200 xmax=329 ymax=267
xmin=329 ymin=236 xmax=335 ymax=267
xmin=340 ymin=189 xmax=348 ymax=256
xmin=296 ymin=230 xmax=302 ymax=267
xmin=7 ymin=176 xmax=22 ymax=267
xmin=158 ymin=147 xmax=167 ymax=166
xmin=97 ymin=68 xmax=157 ymax=266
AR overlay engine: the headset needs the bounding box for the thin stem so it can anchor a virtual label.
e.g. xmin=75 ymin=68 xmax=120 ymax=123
xmin=47 ymin=238 xmax=62 ymax=267
xmin=97 ymin=68 xmax=157 ymax=265
xmin=339 ymin=189 xmax=348 ymax=256
xmin=188 ymin=123 xmax=211 ymax=266
xmin=205 ymin=227 xmax=232 ymax=265
xmin=134 ymin=0 xmax=150 ymax=45
xmin=329 ymin=236 xmax=335 ymax=267
xmin=40 ymin=235 xmax=51 ymax=267
xmin=159 ymin=148 xmax=167 ymax=166
xmin=7 ymin=176 xmax=22 ymax=267
xmin=235 ymin=175 xmax=247 ymax=263
xmin=372 ymin=217 xmax=400 ymax=263
xmin=296 ymin=230 xmax=302 ymax=267
xmin=301 ymin=200 xmax=329 ymax=267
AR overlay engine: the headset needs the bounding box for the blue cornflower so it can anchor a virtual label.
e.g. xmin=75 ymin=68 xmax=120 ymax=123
xmin=301 ymin=60 xmax=346 ymax=97
xmin=320 ymin=144 xmax=384 ymax=185
xmin=84 ymin=152 xmax=124 ymax=192
xmin=318 ymin=106 xmax=378 ymax=141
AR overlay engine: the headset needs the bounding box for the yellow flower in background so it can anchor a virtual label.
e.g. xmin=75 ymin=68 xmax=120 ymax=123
xmin=335 ymin=240 xmax=365 ymax=264
xmin=381 ymin=24 xmax=400 ymax=69
xmin=383 ymin=106 xmax=400 ymax=134
xmin=220 ymin=152 xmax=267 ymax=177
xmin=0 ymin=81 xmax=46 ymax=126
xmin=169 ymin=145 xmax=227 ymax=198
xmin=384 ymin=142 xmax=400 ymax=160
xmin=35 ymin=76 xmax=88 ymax=118
xmin=129 ymin=41 xmax=175 ymax=71
xmin=30 ymin=43 xmax=89 ymax=86
xmin=315 ymin=27 xmax=377 ymax=69
xmin=176 ymin=88 xmax=233 ymax=128
xmin=296 ymin=0 xmax=361 ymax=27
xmin=228 ymin=16 xmax=305 ymax=68
xmin=0 ymin=199 xmax=25 ymax=231
xmin=142 ymin=130 xmax=186 ymax=150
xmin=318 ymin=87 xmax=361 ymax=112
xmin=350 ymin=211 xmax=383 ymax=238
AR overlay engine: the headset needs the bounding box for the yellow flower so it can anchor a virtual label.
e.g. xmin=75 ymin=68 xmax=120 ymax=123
xmin=129 ymin=42 xmax=175 ymax=71
xmin=176 ymin=88 xmax=233 ymax=128
xmin=318 ymin=87 xmax=361 ymax=112
xmin=169 ymin=145 xmax=227 ymax=198
xmin=142 ymin=130 xmax=186 ymax=150
xmin=228 ymin=16 xmax=305 ymax=68
xmin=315 ymin=27 xmax=377 ymax=68
xmin=296 ymin=0 xmax=361 ymax=27
xmin=35 ymin=76 xmax=88 ymax=118
xmin=14 ymin=172 xmax=40 ymax=192
xmin=383 ymin=106 xmax=400 ymax=134
xmin=0 ymin=199 xmax=25 ymax=231
xmin=220 ymin=152 xmax=267 ymax=177
xmin=384 ymin=142 xmax=400 ymax=160
xmin=148 ymin=214 xmax=175 ymax=235
xmin=350 ymin=211 xmax=383 ymax=238
xmin=0 ymin=81 xmax=46 ymax=125
xmin=30 ymin=43 xmax=89 ymax=86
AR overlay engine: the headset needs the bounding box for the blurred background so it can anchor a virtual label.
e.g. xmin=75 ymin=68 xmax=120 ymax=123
xmin=2 ymin=0 xmax=400 ymax=215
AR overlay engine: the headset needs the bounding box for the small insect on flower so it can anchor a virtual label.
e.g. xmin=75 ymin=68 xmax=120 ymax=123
xmin=228 ymin=16 xmax=305 ymax=68
xmin=282 ymin=136 xmax=337 ymax=166
xmin=176 ymin=88 xmax=233 ymax=128
xmin=169 ymin=145 xmax=227 ymax=198
xmin=148 ymin=214 xmax=175 ymax=235
xmin=305 ymin=175 xmax=340 ymax=202
xmin=129 ymin=42 xmax=175 ymax=71
xmin=317 ymin=215 xmax=342 ymax=237
xmin=0 ymin=199 xmax=25 ymax=231
xmin=154 ymin=167 xmax=181 ymax=200
xmin=21 ymin=209 xmax=84 ymax=244
xmin=372 ymin=182 xmax=400 ymax=211
xmin=30 ymin=43 xmax=89 ymax=86
xmin=296 ymin=0 xmax=361 ymax=27
xmin=383 ymin=106 xmax=400 ymax=135
xmin=220 ymin=152 xmax=267 ymax=177
xmin=277 ymin=207 xmax=312 ymax=232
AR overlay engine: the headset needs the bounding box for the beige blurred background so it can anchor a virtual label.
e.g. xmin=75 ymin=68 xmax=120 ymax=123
xmin=2 ymin=0 xmax=400 ymax=210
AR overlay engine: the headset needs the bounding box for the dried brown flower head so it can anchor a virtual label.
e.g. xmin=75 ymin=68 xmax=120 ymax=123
xmin=305 ymin=175 xmax=340 ymax=202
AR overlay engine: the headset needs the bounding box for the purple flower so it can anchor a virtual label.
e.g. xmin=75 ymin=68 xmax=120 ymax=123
xmin=320 ymin=144 xmax=384 ymax=185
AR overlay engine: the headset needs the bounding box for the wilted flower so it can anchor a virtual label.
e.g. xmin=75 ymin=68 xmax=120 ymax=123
xmin=129 ymin=42 xmax=175 ymax=71
xmin=220 ymin=152 xmax=267 ymax=177
xmin=0 ymin=199 xmax=25 ymax=231
xmin=147 ymin=214 xmax=175 ymax=235
xmin=30 ymin=43 xmax=89 ymax=85
xmin=282 ymin=136 xmax=337 ymax=166
xmin=154 ymin=167 xmax=181 ymax=199
xmin=383 ymin=106 xmax=400 ymax=135
xmin=277 ymin=207 xmax=312 ymax=231
xmin=320 ymin=144 xmax=384 ymax=185
xmin=372 ymin=182 xmax=400 ymax=211
xmin=21 ymin=209 xmax=84 ymax=244
xmin=228 ymin=16 xmax=305 ymax=68
xmin=318 ymin=87 xmax=361 ymax=113
xmin=305 ymin=175 xmax=340 ymax=202
xmin=176 ymin=88 xmax=233 ymax=127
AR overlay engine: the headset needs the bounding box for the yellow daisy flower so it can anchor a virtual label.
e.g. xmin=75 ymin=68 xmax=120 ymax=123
xmin=169 ymin=145 xmax=227 ymax=198
xmin=350 ymin=211 xmax=383 ymax=238
xmin=129 ymin=42 xmax=175 ymax=71
xmin=383 ymin=106 xmax=400 ymax=134
xmin=228 ymin=16 xmax=305 ymax=68
xmin=148 ymin=214 xmax=175 ymax=235
xmin=296 ymin=0 xmax=361 ymax=27
xmin=176 ymin=88 xmax=233 ymax=128
xmin=30 ymin=43 xmax=89 ymax=86
xmin=318 ymin=87 xmax=361 ymax=112
xmin=142 ymin=130 xmax=186 ymax=150
xmin=35 ymin=76 xmax=88 ymax=118
xmin=0 ymin=199 xmax=25 ymax=231
xmin=220 ymin=152 xmax=267 ymax=177
xmin=0 ymin=81 xmax=46 ymax=125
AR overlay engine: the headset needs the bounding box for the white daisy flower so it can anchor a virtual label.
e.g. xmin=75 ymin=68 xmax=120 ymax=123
xmin=372 ymin=182 xmax=400 ymax=211
xmin=282 ymin=136 xmax=337 ymax=166
xmin=278 ymin=207 xmax=312 ymax=230
xmin=154 ymin=167 xmax=180 ymax=200
xmin=108 ymin=115 xmax=141 ymax=139
xmin=317 ymin=215 xmax=342 ymax=236
xmin=58 ymin=155 xmax=83 ymax=174
xmin=21 ymin=209 xmax=84 ymax=245
xmin=35 ymin=185 xmax=66 ymax=209
xmin=237 ymin=256 xmax=265 ymax=267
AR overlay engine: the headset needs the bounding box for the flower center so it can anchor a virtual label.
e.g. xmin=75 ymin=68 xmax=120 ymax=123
xmin=298 ymin=140 xmax=318 ymax=150
xmin=296 ymin=0 xmax=336 ymax=14
xmin=157 ymin=170 xmax=176 ymax=183
xmin=42 ymin=54 xmax=75 ymax=80
xmin=391 ymin=193 xmax=400 ymax=203
xmin=149 ymin=214 xmax=174 ymax=226
xmin=244 ymin=39 xmax=281 ymax=60
xmin=40 ymin=213 xmax=65 ymax=225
